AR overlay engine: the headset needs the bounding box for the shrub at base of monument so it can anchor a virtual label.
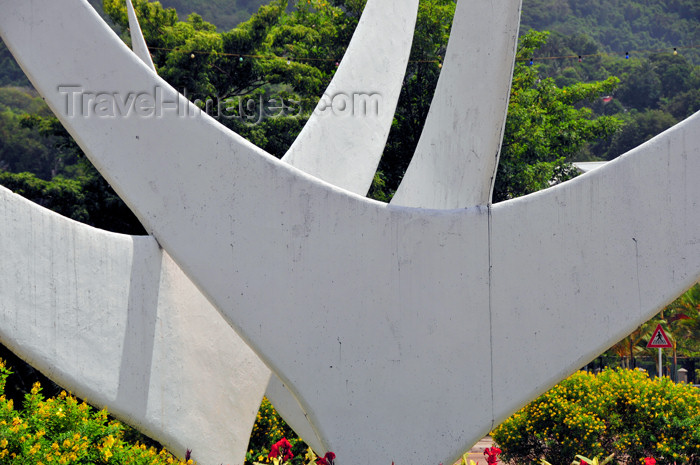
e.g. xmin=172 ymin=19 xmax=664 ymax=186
xmin=247 ymin=398 xmax=312 ymax=464
xmin=0 ymin=359 xmax=193 ymax=464
xmin=252 ymin=437 xmax=334 ymax=465
xmin=493 ymin=368 xmax=700 ymax=464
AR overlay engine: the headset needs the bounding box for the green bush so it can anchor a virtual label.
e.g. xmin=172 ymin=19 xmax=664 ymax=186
xmin=0 ymin=358 xmax=194 ymax=464
xmin=493 ymin=368 xmax=700 ymax=464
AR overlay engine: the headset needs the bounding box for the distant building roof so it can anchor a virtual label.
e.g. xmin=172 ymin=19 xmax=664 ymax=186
xmin=573 ymin=161 xmax=608 ymax=173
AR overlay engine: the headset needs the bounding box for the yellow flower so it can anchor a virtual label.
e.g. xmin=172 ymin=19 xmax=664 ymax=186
xmin=103 ymin=435 xmax=116 ymax=448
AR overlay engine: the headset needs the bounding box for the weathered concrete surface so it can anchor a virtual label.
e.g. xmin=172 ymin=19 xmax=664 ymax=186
xmin=0 ymin=186 xmax=270 ymax=465
xmin=271 ymin=0 xmax=419 ymax=449
xmin=392 ymin=0 xmax=521 ymax=208
xmin=0 ymin=6 xmax=273 ymax=464
xmin=490 ymin=115 xmax=700 ymax=421
xmin=3 ymin=1 xmax=700 ymax=464
xmin=0 ymin=0 xmax=416 ymax=457
xmin=282 ymin=0 xmax=418 ymax=195
xmin=124 ymin=1 xmax=325 ymax=452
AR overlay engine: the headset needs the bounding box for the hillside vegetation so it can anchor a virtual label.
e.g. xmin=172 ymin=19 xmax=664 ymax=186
xmin=86 ymin=0 xmax=268 ymax=31
xmin=520 ymin=0 xmax=699 ymax=63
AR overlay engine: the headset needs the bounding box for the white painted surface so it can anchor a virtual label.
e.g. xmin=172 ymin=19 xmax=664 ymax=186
xmin=271 ymin=0 xmax=418 ymax=447
xmin=282 ymin=0 xmax=418 ymax=196
xmin=0 ymin=186 xmax=270 ymax=465
xmin=0 ymin=6 xmax=275 ymax=464
xmin=490 ymin=114 xmax=700 ymax=420
xmin=126 ymin=0 xmax=156 ymax=72
xmin=121 ymin=2 xmax=324 ymax=451
xmin=3 ymin=1 xmax=700 ymax=464
xmin=391 ymin=0 xmax=521 ymax=208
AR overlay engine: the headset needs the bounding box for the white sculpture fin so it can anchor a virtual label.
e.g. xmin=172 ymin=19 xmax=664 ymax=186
xmin=128 ymin=0 xmax=328 ymax=449
xmin=269 ymin=0 xmax=418 ymax=448
xmin=0 ymin=186 xmax=270 ymax=465
xmin=126 ymin=0 xmax=156 ymax=72
xmin=3 ymin=1 xmax=700 ymax=464
xmin=281 ymin=0 xmax=419 ymax=196
xmin=391 ymin=0 xmax=522 ymax=208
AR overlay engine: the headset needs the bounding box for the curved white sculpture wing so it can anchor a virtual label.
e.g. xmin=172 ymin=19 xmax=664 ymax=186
xmin=391 ymin=0 xmax=521 ymax=208
xmin=121 ymin=1 xmax=326 ymax=451
xmin=271 ymin=0 xmax=419 ymax=446
xmin=282 ymin=0 xmax=418 ymax=195
xmin=0 ymin=186 xmax=270 ymax=465
xmin=3 ymin=1 xmax=700 ymax=464
xmin=122 ymin=0 xmax=411 ymax=450
xmin=490 ymin=115 xmax=700 ymax=418
xmin=126 ymin=0 xmax=156 ymax=72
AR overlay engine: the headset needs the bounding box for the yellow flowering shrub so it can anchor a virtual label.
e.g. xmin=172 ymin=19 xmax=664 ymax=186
xmin=493 ymin=368 xmax=700 ymax=464
xmin=0 ymin=359 xmax=194 ymax=465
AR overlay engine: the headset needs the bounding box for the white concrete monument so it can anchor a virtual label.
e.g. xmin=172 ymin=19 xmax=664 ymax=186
xmin=0 ymin=0 xmax=420 ymax=462
xmin=282 ymin=0 xmax=419 ymax=196
xmin=1 ymin=0 xmax=700 ymax=464
xmin=391 ymin=0 xmax=521 ymax=208
xmin=0 ymin=185 xmax=270 ymax=465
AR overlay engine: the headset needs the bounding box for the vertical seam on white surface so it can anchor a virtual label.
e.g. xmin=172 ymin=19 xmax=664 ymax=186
xmin=487 ymin=203 xmax=495 ymax=431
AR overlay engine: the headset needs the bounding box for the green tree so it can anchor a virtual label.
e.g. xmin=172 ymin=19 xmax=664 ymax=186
xmin=604 ymin=109 xmax=677 ymax=160
xmin=493 ymin=30 xmax=621 ymax=201
xmin=0 ymin=87 xmax=80 ymax=180
xmin=373 ymin=0 xmax=456 ymax=198
xmin=0 ymin=41 xmax=31 ymax=88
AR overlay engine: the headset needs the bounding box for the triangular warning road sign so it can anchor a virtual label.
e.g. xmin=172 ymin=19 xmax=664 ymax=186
xmin=647 ymin=324 xmax=672 ymax=348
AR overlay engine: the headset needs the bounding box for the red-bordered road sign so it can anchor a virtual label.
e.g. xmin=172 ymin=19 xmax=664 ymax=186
xmin=647 ymin=324 xmax=672 ymax=348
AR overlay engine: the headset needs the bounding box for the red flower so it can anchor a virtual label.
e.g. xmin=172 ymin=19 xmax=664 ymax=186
xmin=316 ymin=451 xmax=336 ymax=465
xmin=269 ymin=438 xmax=294 ymax=461
xmin=644 ymin=458 xmax=656 ymax=465
xmin=484 ymin=447 xmax=502 ymax=464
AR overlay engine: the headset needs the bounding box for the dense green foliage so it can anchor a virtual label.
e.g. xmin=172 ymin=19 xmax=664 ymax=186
xmin=86 ymin=0 xmax=700 ymax=57
xmin=520 ymin=0 xmax=699 ymax=64
xmin=102 ymin=0 xmax=363 ymax=158
xmin=526 ymin=32 xmax=700 ymax=162
xmin=493 ymin=31 xmax=621 ymax=200
xmin=148 ymin=0 xmax=269 ymax=31
xmin=0 ymin=88 xmax=66 ymax=178
xmin=0 ymin=42 xmax=30 ymax=88
xmin=0 ymin=358 xmax=194 ymax=464
xmin=493 ymin=368 xmax=700 ymax=464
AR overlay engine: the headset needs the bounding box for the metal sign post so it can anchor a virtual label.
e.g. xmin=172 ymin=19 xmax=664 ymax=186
xmin=647 ymin=324 xmax=673 ymax=378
